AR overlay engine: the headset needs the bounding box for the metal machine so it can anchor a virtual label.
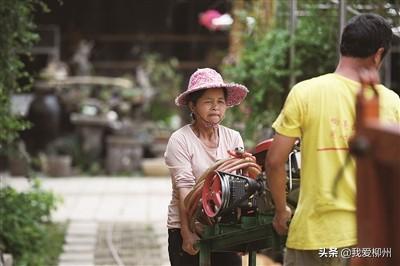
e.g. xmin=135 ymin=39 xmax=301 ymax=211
xmin=185 ymin=140 xmax=301 ymax=266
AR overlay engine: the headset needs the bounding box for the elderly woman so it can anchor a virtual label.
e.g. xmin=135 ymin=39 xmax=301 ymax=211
xmin=165 ymin=68 xmax=248 ymax=266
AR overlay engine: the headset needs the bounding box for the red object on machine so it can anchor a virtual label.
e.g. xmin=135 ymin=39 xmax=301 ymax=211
xmin=202 ymin=171 xmax=223 ymax=218
xmin=251 ymin=138 xmax=274 ymax=169
xmin=201 ymin=144 xmax=268 ymax=218
xmin=254 ymin=138 xmax=274 ymax=154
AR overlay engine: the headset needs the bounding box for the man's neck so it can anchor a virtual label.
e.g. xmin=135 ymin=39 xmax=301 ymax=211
xmin=335 ymin=56 xmax=377 ymax=83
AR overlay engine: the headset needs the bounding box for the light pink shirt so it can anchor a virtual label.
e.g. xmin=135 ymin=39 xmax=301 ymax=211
xmin=164 ymin=124 xmax=244 ymax=228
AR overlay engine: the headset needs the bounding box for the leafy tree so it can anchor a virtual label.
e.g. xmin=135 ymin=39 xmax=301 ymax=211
xmin=141 ymin=53 xmax=182 ymax=127
xmin=223 ymin=28 xmax=291 ymax=144
xmin=0 ymin=0 xmax=48 ymax=146
xmin=222 ymin=0 xmax=398 ymax=144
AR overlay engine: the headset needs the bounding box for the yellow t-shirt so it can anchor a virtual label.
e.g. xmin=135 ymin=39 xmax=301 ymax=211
xmin=272 ymin=73 xmax=400 ymax=250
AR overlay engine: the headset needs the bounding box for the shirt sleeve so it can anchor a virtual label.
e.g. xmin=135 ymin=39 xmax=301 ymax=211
xmin=164 ymin=134 xmax=196 ymax=189
xmin=272 ymin=85 xmax=304 ymax=138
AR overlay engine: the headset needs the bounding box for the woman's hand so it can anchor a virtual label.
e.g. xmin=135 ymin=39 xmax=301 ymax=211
xmin=181 ymin=229 xmax=200 ymax=255
xmin=228 ymin=149 xmax=256 ymax=161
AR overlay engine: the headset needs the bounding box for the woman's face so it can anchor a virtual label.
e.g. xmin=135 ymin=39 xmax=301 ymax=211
xmin=191 ymin=88 xmax=227 ymax=125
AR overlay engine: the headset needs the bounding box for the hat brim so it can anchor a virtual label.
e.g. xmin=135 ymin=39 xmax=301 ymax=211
xmin=175 ymin=82 xmax=248 ymax=107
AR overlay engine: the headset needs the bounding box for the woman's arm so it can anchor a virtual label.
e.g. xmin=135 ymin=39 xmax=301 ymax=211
xmin=178 ymin=188 xmax=200 ymax=255
xmin=165 ymin=133 xmax=199 ymax=254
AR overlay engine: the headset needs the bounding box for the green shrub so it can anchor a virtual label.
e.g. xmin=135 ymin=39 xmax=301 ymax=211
xmin=141 ymin=53 xmax=182 ymax=127
xmin=0 ymin=0 xmax=48 ymax=146
xmin=223 ymin=28 xmax=291 ymax=144
xmin=0 ymin=179 xmax=64 ymax=266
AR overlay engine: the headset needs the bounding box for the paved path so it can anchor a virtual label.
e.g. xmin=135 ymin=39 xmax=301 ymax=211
xmin=3 ymin=176 xmax=171 ymax=266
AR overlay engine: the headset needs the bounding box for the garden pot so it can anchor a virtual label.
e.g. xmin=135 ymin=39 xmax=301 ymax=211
xmin=8 ymin=157 xmax=29 ymax=177
xmin=41 ymin=155 xmax=72 ymax=177
xmin=141 ymin=157 xmax=169 ymax=177
xmin=106 ymin=136 xmax=143 ymax=175
xmin=26 ymin=91 xmax=62 ymax=154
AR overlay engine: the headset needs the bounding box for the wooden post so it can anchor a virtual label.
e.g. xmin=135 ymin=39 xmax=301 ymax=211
xmin=227 ymin=0 xmax=275 ymax=62
xmin=289 ymin=0 xmax=297 ymax=89
xmin=350 ymin=84 xmax=400 ymax=266
xmin=228 ymin=0 xmax=244 ymax=62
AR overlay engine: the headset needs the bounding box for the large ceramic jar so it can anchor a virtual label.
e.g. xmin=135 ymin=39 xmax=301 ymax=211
xmin=26 ymin=90 xmax=62 ymax=154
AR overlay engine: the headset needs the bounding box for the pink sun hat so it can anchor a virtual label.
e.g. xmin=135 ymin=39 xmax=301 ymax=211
xmin=175 ymin=68 xmax=248 ymax=107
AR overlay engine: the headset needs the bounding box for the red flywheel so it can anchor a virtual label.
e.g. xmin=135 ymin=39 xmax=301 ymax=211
xmin=202 ymin=171 xmax=223 ymax=218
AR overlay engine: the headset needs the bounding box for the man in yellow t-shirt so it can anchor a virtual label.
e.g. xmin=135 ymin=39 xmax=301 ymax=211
xmin=265 ymin=13 xmax=400 ymax=266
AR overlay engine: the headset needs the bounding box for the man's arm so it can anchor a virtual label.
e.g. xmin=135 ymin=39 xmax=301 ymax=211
xmin=265 ymin=133 xmax=297 ymax=235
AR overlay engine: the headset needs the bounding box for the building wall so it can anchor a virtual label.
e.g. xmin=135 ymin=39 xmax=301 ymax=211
xmin=34 ymin=0 xmax=231 ymax=77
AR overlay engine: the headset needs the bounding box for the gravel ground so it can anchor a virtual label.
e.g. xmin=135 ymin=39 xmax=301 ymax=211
xmin=95 ymin=222 xmax=164 ymax=266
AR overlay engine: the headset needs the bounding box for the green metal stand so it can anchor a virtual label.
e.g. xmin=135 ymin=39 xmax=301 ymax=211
xmin=198 ymin=213 xmax=285 ymax=266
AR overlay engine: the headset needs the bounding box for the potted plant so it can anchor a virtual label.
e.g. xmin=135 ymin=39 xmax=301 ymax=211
xmin=5 ymin=141 xmax=30 ymax=177
xmin=41 ymin=138 xmax=73 ymax=177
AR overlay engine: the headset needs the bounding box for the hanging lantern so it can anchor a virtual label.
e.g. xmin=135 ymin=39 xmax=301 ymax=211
xmin=199 ymin=9 xmax=233 ymax=31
